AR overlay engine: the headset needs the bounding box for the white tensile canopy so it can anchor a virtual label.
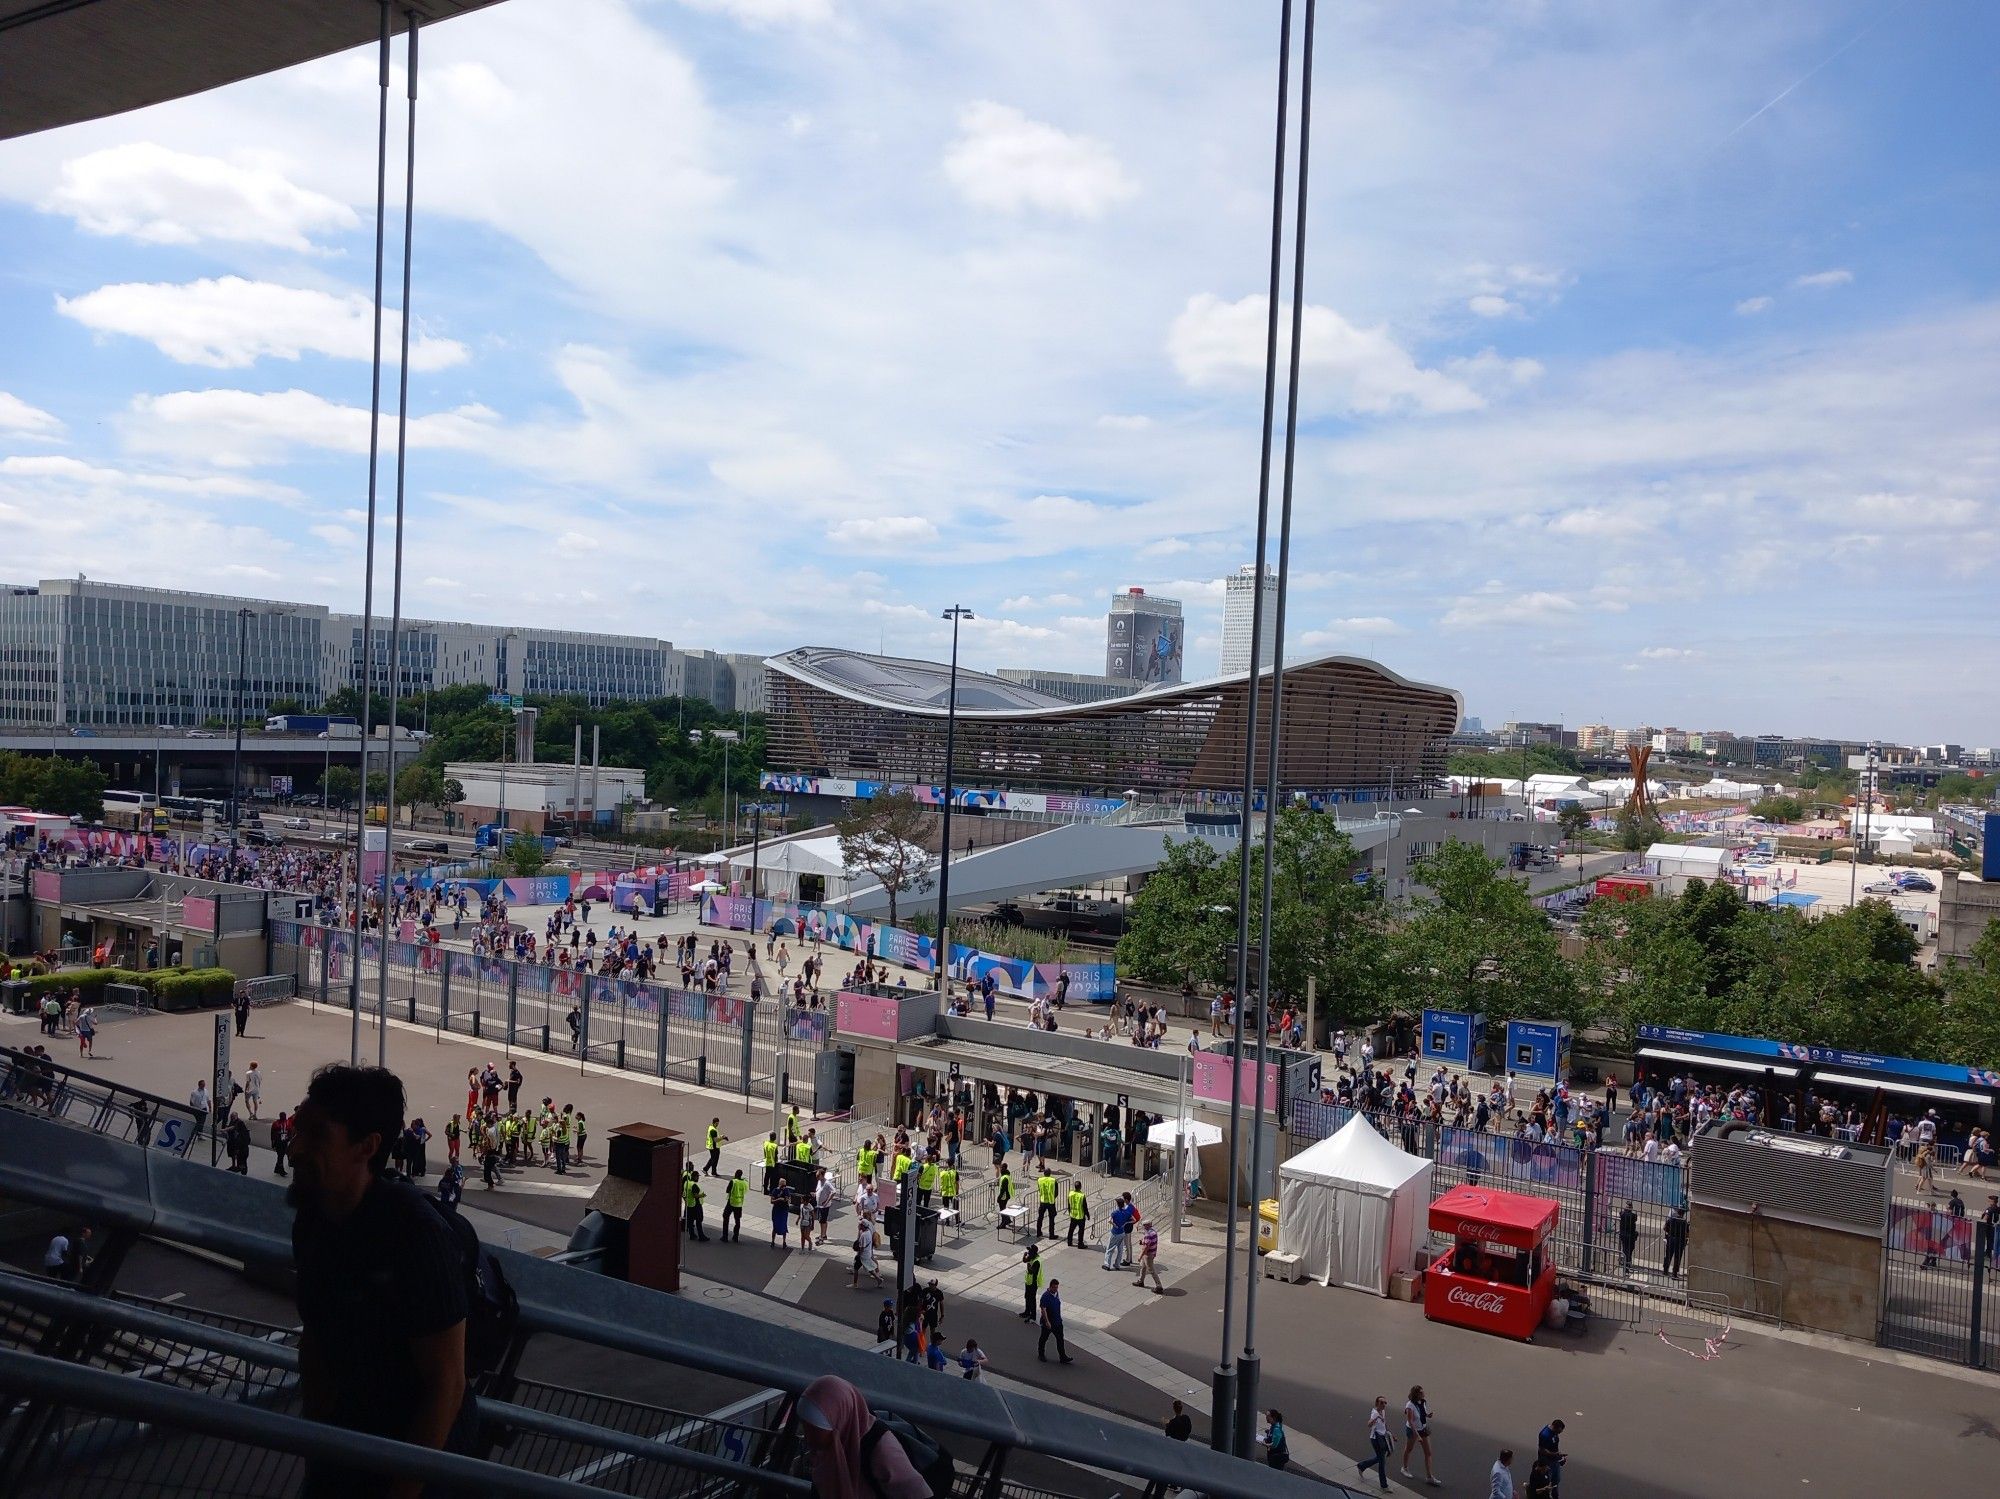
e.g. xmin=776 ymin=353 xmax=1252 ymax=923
xmin=1276 ymin=1116 xmax=1433 ymax=1294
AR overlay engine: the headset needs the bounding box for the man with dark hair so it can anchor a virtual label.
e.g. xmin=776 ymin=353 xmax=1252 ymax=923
xmin=289 ymin=1065 xmax=473 ymax=1499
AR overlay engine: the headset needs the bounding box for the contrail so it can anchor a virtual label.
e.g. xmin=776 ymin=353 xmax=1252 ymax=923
xmin=1719 ymin=0 xmax=1903 ymax=145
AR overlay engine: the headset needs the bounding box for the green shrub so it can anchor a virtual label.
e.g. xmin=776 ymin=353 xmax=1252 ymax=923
xmin=15 ymin=965 xmax=235 ymax=1005
xmin=152 ymin=969 xmax=237 ymax=1008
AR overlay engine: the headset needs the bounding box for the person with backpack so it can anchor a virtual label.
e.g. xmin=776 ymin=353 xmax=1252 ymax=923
xmin=1262 ymin=1409 xmax=1291 ymax=1470
xmin=789 ymin=1374 xmax=936 ymax=1499
xmin=285 ymin=1064 xmax=485 ymax=1498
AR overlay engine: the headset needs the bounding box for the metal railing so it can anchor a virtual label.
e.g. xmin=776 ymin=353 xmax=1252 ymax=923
xmin=0 ymin=1047 xmax=204 ymax=1156
xmin=0 ymin=1108 xmax=1335 ymax=1499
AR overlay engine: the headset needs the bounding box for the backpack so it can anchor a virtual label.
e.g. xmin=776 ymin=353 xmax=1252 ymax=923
xmin=859 ymin=1414 xmax=956 ymax=1499
xmin=415 ymin=1187 xmax=519 ymax=1386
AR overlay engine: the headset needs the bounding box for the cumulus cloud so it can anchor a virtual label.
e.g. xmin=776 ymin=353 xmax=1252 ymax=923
xmin=0 ymin=454 xmax=300 ymax=502
xmin=676 ymin=0 xmax=832 ymax=24
xmin=1735 ymin=296 xmax=1773 ymax=315
xmin=944 ymin=102 xmax=1137 ymax=218
xmin=827 ymin=515 xmax=939 ymax=548
xmin=1438 ymin=588 xmax=1580 ymax=629
xmin=1444 ymin=349 xmax=1544 ymax=391
xmin=41 ymin=143 xmax=356 ymax=250
xmin=1794 ymin=269 xmax=1854 ymax=290
xmin=1169 ymin=294 xmax=1481 ymax=415
xmin=1299 ymin=617 xmax=1406 ymax=648
xmin=0 ymin=392 xmax=63 ymax=437
xmin=57 ymin=278 xmax=467 ymax=371
xmin=124 ymin=388 xmax=498 ymax=467
xmin=1460 ymin=263 xmax=1569 ymax=320
xmin=1547 ymin=506 xmax=1657 ymax=541
xmin=1467 ymin=294 xmax=1518 ymax=318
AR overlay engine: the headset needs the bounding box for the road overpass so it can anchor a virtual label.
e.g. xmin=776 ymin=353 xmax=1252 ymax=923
xmin=0 ymin=730 xmax=421 ymax=799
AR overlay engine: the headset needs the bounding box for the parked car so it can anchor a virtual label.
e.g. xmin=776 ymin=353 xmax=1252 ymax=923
xmin=406 ymin=838 xmax=449 ymax=853
xmin=1863 ymin=881 xmax=1901 ymax=895
xmin=283 ymin=816 xmax=310 ymax=829
xmin=187 ymin=730 xmax=218 ymax=739
xmin=321 ymin=830 xmax=345 ymax=842
xmin=1893 ymin=873 xmax=1936 ymax=893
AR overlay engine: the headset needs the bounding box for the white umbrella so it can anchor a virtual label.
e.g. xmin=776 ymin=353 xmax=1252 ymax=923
xmin=690 ymin=879 xmax=726 ymax=894
xmin=696 ymin=852 xmax=730 ymax=866
xmin=1148 ymin=1117 xmax=1223 ymax=1149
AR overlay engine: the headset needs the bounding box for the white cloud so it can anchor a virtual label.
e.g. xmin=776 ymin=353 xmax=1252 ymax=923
xmin=1139 ymin=538 xmax=1191 ymax=558
xmin=124 ymin=388 xmax=499 ymax=468
xmin=1793 ymin=269 xmax=1854 ymax=290
xmin=0 ymin=454 xmax=300 ymax=502
xmin=827 ymin=515 xmax=939 ymax=548
xmin=943 ymin=102 xmax=1137 ymax=219
xmin=1300 ymin=617 xmax=1406 ymax=648
xmin=1439 ymin=589 xmax=1580 ymax=629
xmin=1547 ymin=506 xmax=1657 ymax=541
xmin=1460 ymin=263 xmax=1569 ymax=320
xmin=1445 ymin=349 xmax=1544 ymax=391
xmin=57 ymin=278 xmax=468 ymax=371
xmin=1467 ymin=294 xmax=1518 ymax=318
xmin=41 ymin=143 xmax=356 ymax=250
xmin=1000 ymin=592 xmax=1082 ymax=610
xmin=676 ymin=0 xmax=832 ymax=24
xmin=1638 ymin=646 xmax=1702 ymax=660
xmin=1095 ymin=414 xmax=1153 ymax=431
xmin=0 ymin=393 xmax=63 ymax=438
xmin=1735 ymin=296 xmax=1774 ymax=315
xmin=1169 ymin=293 xmax=1481 ymax=415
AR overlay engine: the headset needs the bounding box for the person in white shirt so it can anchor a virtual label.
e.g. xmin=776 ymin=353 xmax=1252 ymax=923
xmin=1358 ymin=1395 xmax=1392 ymax=1489
xmin=956 ymin=1338 xmax=988 ymax=1383
xmin=1642 ymin=1135 xmax=1660 ymax=1164
xmin=1490 ymin=1448 xmax=1515 ymax=1499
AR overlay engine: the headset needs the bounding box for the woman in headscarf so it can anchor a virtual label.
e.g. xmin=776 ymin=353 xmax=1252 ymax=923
xmin=790 ymin=1375 xmax=933 ymax=1499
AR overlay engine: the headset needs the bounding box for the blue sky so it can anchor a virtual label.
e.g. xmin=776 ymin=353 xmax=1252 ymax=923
xmin=1 ymin=0 xmax=1996 ymax=742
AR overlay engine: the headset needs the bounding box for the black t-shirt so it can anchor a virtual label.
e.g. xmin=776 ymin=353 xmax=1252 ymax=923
xmin=293 ymin=1178 xmax=472 ymax=1493
xmin=1165 ymin=1413 xmax=1193 ymax=1442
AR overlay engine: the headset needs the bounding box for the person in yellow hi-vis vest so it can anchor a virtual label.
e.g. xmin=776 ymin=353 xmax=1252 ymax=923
xmin=682 ymin=1170 xmax=709 ymax=1241
xmin=762 ymin=1134 xmax=780 ymax=1193
xmin=996 ymin=1164 xmax=1014 ymax=1219
xmin=857 ymin=1141 xmax=879 ymax=1183
xmin=705 ymin=1117 xmax=725 ymax=1177
xmin=794 ymin=1133 xmax=814 ymax=1165
xmin=722 ymin=1169 xmax=748 ymax=1242
xmin=1065 ymin=1183 xmax=1089 ymax=1247
xmin=892 ymin=1150 xmax=913 ymax=1188
xmin=1020 ymin=1242 xmax=1044 ymax=1321
xmin=1036 ymin=1166 xmax=1060 ymax=1240
xmin=786 ymin=1106 xmax=802 ymax=1145
xmin=938 ymin=1164 xmax=959 ymax=1214
xmin=917 ymin=1156 xmax=939 ymax=1208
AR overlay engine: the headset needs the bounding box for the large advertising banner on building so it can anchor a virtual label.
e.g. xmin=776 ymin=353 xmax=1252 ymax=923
xmin=948 ymin=946 xmax=1036 ymax=996
xmin=836 ymin=990 xmax=901 ymax=1040
xmin=871 ymin=924 xmax=936 ymax=973
xmin=1192 ymin=1052 xmax=1279 ymax=1112
xmin=1035 ymin=961 xmax=1115 ymax=1002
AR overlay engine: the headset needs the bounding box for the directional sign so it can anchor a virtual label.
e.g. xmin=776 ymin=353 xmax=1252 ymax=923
xmin=486 ymin=693 xmax=524 ymax=708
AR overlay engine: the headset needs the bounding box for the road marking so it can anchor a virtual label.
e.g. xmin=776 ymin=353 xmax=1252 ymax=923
xmin=763 ymin=1247 xmax=832 ymax=1303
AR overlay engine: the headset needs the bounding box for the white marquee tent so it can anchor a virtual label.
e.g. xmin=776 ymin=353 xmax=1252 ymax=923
xmin=1276 ymin=1116 xmax=1433 ymax=1294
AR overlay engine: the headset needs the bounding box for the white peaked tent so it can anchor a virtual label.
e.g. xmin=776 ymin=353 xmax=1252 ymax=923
xmin=1277 ymin=1116 xmax=1433 ymax=1294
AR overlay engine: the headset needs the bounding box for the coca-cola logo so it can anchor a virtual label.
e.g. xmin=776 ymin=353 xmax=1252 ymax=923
xmin=1457 ymin=1222 xmax=1510 ymax=1243
xmin=1445 ymin=1286 xmax=1508 ymax=1314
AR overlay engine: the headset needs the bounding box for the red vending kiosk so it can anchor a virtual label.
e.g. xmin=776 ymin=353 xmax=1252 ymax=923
xmin=1422 ymin=1184 xmax=1560 ymax=1341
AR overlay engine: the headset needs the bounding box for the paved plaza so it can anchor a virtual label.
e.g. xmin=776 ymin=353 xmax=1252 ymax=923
xmin=13 ymin=997 xmax=2000 ymax=1498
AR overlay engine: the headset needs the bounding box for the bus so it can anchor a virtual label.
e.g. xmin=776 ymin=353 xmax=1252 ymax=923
xmin=100 ymin=790 xmax=169 ymax=833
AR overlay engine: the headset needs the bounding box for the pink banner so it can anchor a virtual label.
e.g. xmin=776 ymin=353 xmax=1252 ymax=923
xmin=31 ymin=870 xmax=59 ymax=902
xmin=1191 ymin=1052 xmax=1279 ymax=1112
xmin=836 ymin=990 xmax=900 ymax=1041
xmin=181 ymin=896 xmax=217 ymax=932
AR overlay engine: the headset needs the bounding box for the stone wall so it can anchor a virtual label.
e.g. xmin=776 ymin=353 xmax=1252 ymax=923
xmin=1691 ymin=1203 xmax=1880 ymax=1341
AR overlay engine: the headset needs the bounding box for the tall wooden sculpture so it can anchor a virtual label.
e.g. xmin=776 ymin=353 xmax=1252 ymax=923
xmin=1625 ymin=744 xmax=1656 ymax=820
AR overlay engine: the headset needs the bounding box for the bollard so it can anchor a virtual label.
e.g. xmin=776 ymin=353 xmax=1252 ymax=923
xmin=472 ymin=1009 xmax=481 ymax=1039
xmin=616 ymin=1038 xmax=626 ymax=1069
xmin=407 ymin=994 xmax=417 ymax=1024
xmin=697 ymin=1054 xmax=707 ymax=1087
xmin=541 ymin=1024 xmax=550 ymax=1054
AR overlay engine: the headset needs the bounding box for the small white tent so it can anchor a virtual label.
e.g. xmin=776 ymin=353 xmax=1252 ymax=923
xmin=1276 ymin=1116 xmax=1433 ymax=1294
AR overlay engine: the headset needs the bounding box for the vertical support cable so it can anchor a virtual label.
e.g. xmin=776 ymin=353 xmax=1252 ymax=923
xmin=349 ymin=0 xmax=392 ymax=1066
xmin=1216 ymin=0 xmax=1293 ymax=1456
xmin=1238 ymin=0 xmax=1317 ymax=1452
xmin=376 ymin=9 xmax=420 ymax=1065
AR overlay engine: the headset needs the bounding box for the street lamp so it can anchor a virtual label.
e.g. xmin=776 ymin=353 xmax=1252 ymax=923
xmin=228 ymin=605 xmax=292 ymax=844
xmin=934 ymin=605 xmax=974 ymax=979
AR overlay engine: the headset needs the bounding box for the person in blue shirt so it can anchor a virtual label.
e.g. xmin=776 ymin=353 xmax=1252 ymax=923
xmin=1037 ymin=1279 xmax=1072 ymax=1363
xmin=1537 ymin=1418 xmax=1566 ymax=1494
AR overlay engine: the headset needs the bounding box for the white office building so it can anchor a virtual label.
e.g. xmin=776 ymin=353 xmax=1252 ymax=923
xmin=324 ymin=614 xmax=672 ymax=707
xmin=1219 ymin=564 xmax=1278 ymax=675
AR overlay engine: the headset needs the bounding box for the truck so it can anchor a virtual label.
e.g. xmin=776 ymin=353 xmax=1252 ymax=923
xmin=265 ymin=714 xmax=358 ymax=736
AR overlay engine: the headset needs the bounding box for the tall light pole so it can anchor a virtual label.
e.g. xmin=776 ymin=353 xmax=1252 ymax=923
xmin=228 ymin=607 xmax=252 ymax=844
xmin=934 ymin=607 xmax=974 ymax=987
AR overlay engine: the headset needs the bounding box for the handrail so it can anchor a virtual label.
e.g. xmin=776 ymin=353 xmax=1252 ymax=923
xmin=0 ymin=1269 xmax=809 ymax=1495
xmin=0 ymin=1344 xmax=608 ymax=1499
xmin=0 ymin=1110 xmax=1323 ymax=1499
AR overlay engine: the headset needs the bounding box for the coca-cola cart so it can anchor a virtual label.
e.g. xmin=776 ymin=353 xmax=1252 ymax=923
xmin=1422 ymin=1184 xmax=1559 ymax=1341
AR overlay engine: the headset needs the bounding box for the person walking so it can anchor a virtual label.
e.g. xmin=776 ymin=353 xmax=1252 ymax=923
xmin=723 ymin=1170 xmax=748 ymax=1242
xmin=705 ymin=1118 xmax=725 ymax=1178
xmin=1102 ymin=1195 xmax=1128 ymax=1270
xmin=1489 ymin=1449 xmax=1516 ymax=1499
xmin=270 ymin=1111 xmax=293 ymax=1177
xmin=1617 ymin=1201 xmax=1638 ymax=1271
xmin=188 ymin=1080 xmax=211 ymax=1142
xmin=957 ymin=1338 xmax=988 ymax=1383
xmin=1036 ymin=1279 xmax=1072 ymax=1363
xmin=75 ymin=1005 xmax=96 ymax=1059
xmin=849 ymin=1220 xmax=882 ymax=1287
xmin=1131 ymin=1218 xmax=1164 ymax=1292
xmin=1163 ymin=1399 xmax=1193 ymax=1442
xmin=233 ymin=988 xmax=251 ymax=1039
xmin=1662 ymin=1206 xmax=1689 ymax=1278
xmin=1402 ymin=1384 xmax=1440 ymax=1486
xmin=480 ymin=1120 xmax=502 ymax=1191
xmin=771 ymin=1180 xmax=794 ymax=1247
xmin=1357 ymin=1395 xmax=1392 ymax=1490
xmin=1526 ymin=1456 xmax=1557 ymax=1499
xmin=1065 ymin=1181 xmax=1089 ymax=1248
xmin=1020 ymin=1243 xmax=1044 ymax=1322
xmin=938 ymin=1162 xmax=959 ymax=1216
xmin=225 ymin=1114 xmax=252 ymax=1173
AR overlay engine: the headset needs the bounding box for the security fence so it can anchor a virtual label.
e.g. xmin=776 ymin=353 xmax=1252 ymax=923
xmin=270 ymin=922 xmax=833 ymax=1105
xmin=1879 ymin=1201 xmax=1999 ymax=1368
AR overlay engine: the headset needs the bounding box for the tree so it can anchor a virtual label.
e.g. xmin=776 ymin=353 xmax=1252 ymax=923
xmin=1750 ymin=794 xmax=1806 ymax=824
xmin=1117 ymin=834 xmax=1236 ymax=989
xmin=323 ymin=766 xmax=360 ymax=805
xmin=1937 ymin=923 xmax=2000 ymax=1068
xmin=0 ymin=752 xmax=106 ymax=823
xmin=1387 ymin=840 xmax=1578 ymax=1027
xmin=265 ymin=697 xmax=307 ymax=719
xmin=395 ymin=763 xmax=462 ymax=815
xmin=834 ymin=792 xmax=936 ymax=930
xmin=1614 ymin=806 xmax=1664 ymax=851
xmin=365 ymin=770 xmax=389 ymax=802
xmin=502 ymin=835 xmax=548 ymax=876
xmin=1556 ymin=804 xmax=1591 ymax=842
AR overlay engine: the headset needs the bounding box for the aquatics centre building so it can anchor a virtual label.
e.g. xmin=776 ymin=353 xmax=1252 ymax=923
xmin=759 ymin=646 xmax=1462 ymax=814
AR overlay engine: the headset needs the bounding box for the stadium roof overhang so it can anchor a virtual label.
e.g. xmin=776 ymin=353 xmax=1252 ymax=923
xmin=765 ymin=645 xmax=1463 ymax=727
xmin=0 ymin=0 xmax=508 ymax=141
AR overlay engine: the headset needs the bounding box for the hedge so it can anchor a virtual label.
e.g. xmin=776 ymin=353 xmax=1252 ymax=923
xmin=14 ymin=966 xmax=236 ymax=1005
